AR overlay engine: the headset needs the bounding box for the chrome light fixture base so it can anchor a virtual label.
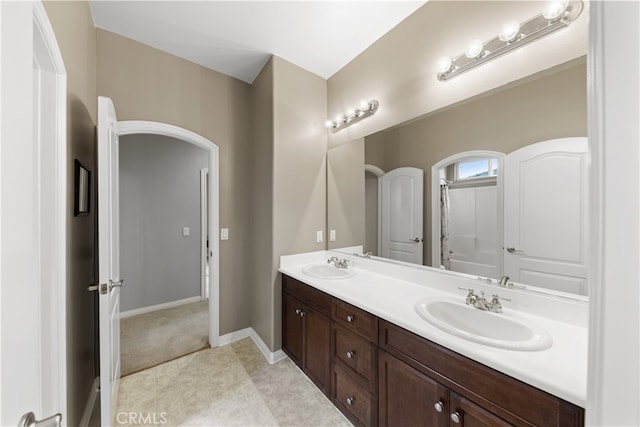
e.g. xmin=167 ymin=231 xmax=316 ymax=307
xmin=437 ymin=1 xmax=583 ymax=82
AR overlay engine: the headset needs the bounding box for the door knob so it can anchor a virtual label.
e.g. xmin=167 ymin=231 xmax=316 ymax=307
xmin=506 ymin=247 xmax=524 ymax=254
xmin=410 ymin=238 xmax=423 ymax=242
xmin=18 ymin=412 xmax=62 ymax=427
xmin=109 ymin=279 xmax=124 ymax=290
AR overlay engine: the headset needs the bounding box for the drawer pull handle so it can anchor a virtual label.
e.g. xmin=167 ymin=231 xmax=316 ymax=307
xmin=434 ymin=401 xmax=444 ymax=413
xmin=346 ymin=351 xmax=355 ymax=359
xmin=346 ymin=315 xmax=354 ymax=322
xmin=450 ymin=411 xmax=461 ymax=424
xmin=346 ymin=397 xmax=354 ymax=406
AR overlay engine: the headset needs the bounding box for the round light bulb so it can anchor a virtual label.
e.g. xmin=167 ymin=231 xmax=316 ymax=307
xmin=437 ymin=56 xmax=453 ymax=74
xmin=359 ymin=100 xmax=370 ymax=110
xmin=335 ymin=114 xmax=344 ymax=124
xmin=499 ymin=20 xmax=521 ymax=42
xmin=543 ymin=0 xmax=568 ymax=20
xmin=464 ymin=39 xmax=484 ymax=59
xmin=324 ymin=119 xmax=334 ymax=128
xmin=346 ymin=108 xmax=356 ymax=118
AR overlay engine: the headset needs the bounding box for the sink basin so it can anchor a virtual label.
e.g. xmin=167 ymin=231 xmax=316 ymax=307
xmin=301 ymin=264 xmax=356 ymax=280
xmin=414 ymin=297 xmax=552 ymax=351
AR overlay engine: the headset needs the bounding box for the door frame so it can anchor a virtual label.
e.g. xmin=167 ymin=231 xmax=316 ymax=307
xmin=364 ymin=164 xmax=384 ymax=254
xmin=200 ymin=168 xmax=209 ymax=300
xmin=118 ymin=121 xmax=221 ymax=346
xmin=0 ymin=1 xmax=67 ymax=423
xmin=431 ymin=150 xmax=504 ymax=271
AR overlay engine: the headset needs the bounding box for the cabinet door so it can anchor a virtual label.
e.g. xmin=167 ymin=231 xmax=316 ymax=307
xmin=379 ymin=351 xmax=448 ymax=427
xmin=449 ymin=392 xmax=512 ymax=427
xmin=283 ymin=293 xmax=303 ymax=366
xmin=304 ymin=306 xmax=331 ymax=396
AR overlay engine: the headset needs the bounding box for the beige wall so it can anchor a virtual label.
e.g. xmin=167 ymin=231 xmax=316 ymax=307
xmin=271 ymin=57 xmax=327 ymax=350
xmin=42 ymin=2 xmax=97 ymax=425
xmin=96 ymin=29 xmax=254 ymax=335
xmin=249 ymin=58 xmax=275 ymax=349
xmin=327 ymin=140 xmax=365 ymax=250
xmin=327 ymin=1 xmax=587 ymax=148
xmin=328 ymin=62 xmax=587 ymax=265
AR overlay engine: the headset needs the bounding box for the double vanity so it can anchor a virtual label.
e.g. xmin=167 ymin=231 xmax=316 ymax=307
xmin=279 ymin=250 xmax=587 ymax=426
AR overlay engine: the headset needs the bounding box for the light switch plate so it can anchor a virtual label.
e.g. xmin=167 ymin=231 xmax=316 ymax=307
xmin=221 ymin=228 xmax=229 ymax=240
xmin=316 ymin=230 xmax=323 ymax=243
xmin=183 ymin=227 xmax=190 ymax=237
xmin=330 ymin=229 xmax=336 ymax=242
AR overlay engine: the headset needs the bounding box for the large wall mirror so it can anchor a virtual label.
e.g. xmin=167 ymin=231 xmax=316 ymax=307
xmin=327 ymin=58 xmax=588 ymax=297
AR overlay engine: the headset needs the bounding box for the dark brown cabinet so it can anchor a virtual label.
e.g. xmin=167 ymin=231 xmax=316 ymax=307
xmin=379 ymin=350 xmax=448 ymax=427
xmin=282 ymin=275 xmax=331 ymax=396
xmin=281 ymin=274 xmax=585 ymax=427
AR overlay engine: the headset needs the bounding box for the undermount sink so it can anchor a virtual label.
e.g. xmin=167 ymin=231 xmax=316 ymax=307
xmin=414 ymin=297 xmax=552 ymax=351
xmin=301 ymin=264 xmax=356 ymax=280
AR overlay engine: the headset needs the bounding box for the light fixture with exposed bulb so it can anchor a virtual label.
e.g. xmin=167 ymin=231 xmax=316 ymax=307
xmin=543 ymin=0 xmax=569 ymax=21
xmin=325 ymin=100 xmax=380 ymax=133
xmin=499 ymin=20 xmax=521 ymax=42
xmin=464 ymin=39 xmax=484 ymax=59
xmin=437 ymin=0 xmax=582 ymax=82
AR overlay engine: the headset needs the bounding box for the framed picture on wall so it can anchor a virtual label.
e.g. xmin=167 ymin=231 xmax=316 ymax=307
xmin=74 ymin=159 xmax=91 ymax=216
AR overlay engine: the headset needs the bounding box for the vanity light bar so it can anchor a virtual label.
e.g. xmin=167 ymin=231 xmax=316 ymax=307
xmin=325 ymin=100 xmax=380 ymax=133
xmin=437 ymin=0 xmax=583 ymax=82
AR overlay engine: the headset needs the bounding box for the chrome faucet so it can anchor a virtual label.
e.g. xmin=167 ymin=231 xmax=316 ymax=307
xmin=499 ymin=275 xmax=511 ymax=287
xmin=459 ymin=287 xmax=508 ymax=313
xmin=327 ymin=256 xmax=350 ymax=269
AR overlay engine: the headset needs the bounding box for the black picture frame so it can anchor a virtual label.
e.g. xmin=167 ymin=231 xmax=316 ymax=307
xmin=74 ymin=159 xmax=91 ymax=216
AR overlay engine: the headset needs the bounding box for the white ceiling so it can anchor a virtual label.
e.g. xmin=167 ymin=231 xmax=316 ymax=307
xmin=89 ymin=1 xmax=426 ymax=84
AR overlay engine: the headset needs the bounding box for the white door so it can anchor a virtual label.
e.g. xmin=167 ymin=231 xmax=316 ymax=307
xmin=1 ymin=2 xmax=67 ymax=425
xmin=380 ymin=167 xmax=423 ymax=264
xmin=503 ymin=137 xmax=588 ymax=295
xmin=98 ymin=96 xmax=122 ymax=426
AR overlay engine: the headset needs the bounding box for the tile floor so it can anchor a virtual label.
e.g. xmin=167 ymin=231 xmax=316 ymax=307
xmin=115 ymin=337 xmax=352 ymax=426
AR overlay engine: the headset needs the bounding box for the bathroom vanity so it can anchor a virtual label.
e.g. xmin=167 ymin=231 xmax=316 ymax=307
xmin=280 ymin=252 xmax=586 ymax=427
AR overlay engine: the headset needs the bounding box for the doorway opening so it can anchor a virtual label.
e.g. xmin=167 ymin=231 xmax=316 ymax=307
xmin=117 ymin=122 xmax=220 ymax=376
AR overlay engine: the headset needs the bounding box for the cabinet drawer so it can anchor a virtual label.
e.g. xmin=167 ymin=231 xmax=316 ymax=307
xmin=332 ymin=324 xmax=377 ymax=391
xmin=283 ymin=274 xmax=331 ymax=316
xmin=332 ymin=364 xmax=377 ymax=427
xmin=332 ymin=299 xmax=378 ymax=342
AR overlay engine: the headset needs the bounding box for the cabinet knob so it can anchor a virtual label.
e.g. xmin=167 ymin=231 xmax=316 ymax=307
xmin=295 ymin=309 xmax=301 ymax=315
xmin=346 ymin=351 xmax=355 ymax=359
xmin=346 ymin=397 xmax=354 ymax=406
xmin=346 ymin=315 xmax=354 ymax=322
xmin=300 ymin=311 xmax=306 ymax=317
xmin=434 ymin=401 xmax=444 ymax=413
xmin=450 ymin=411 xmax=461 ymax=424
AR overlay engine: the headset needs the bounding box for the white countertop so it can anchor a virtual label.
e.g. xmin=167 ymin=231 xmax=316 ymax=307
xmin=279 ymin=250 xmax=587 ymax=407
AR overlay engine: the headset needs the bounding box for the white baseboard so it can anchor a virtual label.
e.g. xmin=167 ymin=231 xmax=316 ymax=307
xmin=79 ymin=377 xmax=99 ymax=427
xmin=218 ymin=327 xmax=288 ymax=365
xmin=120 ymin=296 xmax=202 ymax=319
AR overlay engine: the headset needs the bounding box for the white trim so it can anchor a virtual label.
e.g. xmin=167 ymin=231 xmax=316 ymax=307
xmin=219 ymin=327 xmax=288 ymax=365
xmin=78 ymin=377 xmax=99 ymax=427
xmin=117 ymin=120 xmax=221 ymax=347
xmin=119 ymin=296 xmax=202 ymax=319
xmin=586 ymin=2 xmax=640 ymax=425
xmin=200 ymin=168 xmax=209 ymax=300
xmin=364 ymin=164 xmax=384 ymax=177
xmin=33 ymin=2 xmax=67 ymax=423
xmin=430 ymin=150 xmax=504 ymax=270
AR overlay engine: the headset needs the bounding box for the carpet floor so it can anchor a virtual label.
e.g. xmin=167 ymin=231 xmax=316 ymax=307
xmin=121 ymin=300 xmax=209 ymax=377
